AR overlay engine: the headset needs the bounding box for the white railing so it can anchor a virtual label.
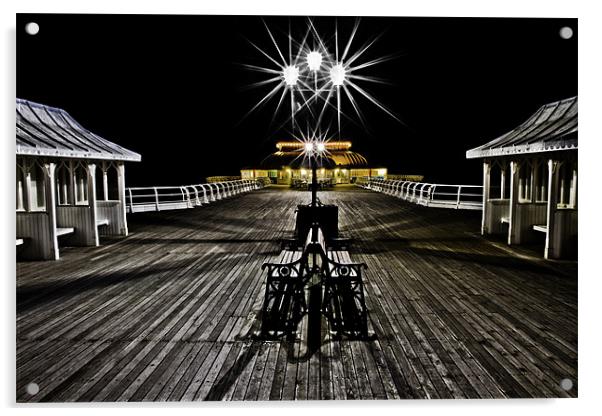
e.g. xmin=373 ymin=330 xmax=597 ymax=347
xmin=126 ymin=179 xmax=264 ymax=213
xmin=358 ymin=177 xmax=482 ymax=210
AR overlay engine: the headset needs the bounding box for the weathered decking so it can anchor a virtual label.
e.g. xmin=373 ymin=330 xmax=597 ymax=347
xmin=16 ymin=186 xmax=578 ymax=401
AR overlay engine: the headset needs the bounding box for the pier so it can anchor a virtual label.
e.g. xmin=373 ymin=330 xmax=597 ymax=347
xmin=17 ymin=186 xmax=577 ymax=401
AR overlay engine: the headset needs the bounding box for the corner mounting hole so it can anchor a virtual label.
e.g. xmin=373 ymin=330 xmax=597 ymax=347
xmin=560 ymin=378 xmax=573 ymax=391
xmin=26 ymin=382 xmax=39 ymax=395
xmin=25 ymin=22 xmax=39 ymax=35
xmin=559 ymin=26 xmax=573 ymax=40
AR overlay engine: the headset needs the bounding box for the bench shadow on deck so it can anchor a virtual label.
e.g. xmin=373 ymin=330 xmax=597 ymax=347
xmin=16 ymin=186 xmax=577 ymax=401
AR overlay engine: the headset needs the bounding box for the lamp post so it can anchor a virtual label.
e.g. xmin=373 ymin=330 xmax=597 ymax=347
xmin=304 ymin=141 xmax=325 ymax=208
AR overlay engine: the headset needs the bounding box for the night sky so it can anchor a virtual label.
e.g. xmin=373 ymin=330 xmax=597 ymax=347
xmin=16 ymin=14 xmax=577 ymax=186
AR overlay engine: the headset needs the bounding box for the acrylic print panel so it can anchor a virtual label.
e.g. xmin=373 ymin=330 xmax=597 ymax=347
xmin=16 ymin=13 xmax=577 ymax=402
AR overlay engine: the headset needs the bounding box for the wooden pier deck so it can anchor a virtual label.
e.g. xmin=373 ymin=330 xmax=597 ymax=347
xmin=16 ymin=186 xmax=578 ymax=401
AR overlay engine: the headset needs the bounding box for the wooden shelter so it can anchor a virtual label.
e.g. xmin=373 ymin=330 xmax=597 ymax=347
xmin=16 ymin=98 xmax=141 ymax=260
xmin=466 ymin=96 xmax=577 ymax=259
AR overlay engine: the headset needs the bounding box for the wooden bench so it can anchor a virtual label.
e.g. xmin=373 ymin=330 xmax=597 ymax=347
xmin=96 ymin=218 xmax=110 ymax=227
xmin=261 ymin=225 xmax=369 ymax=339
xmin=500 ymin=217 xmax=510 ymax=224
xmin=322 ymin=249 xmax=369 ymax=339
xmin=260 ymin=233 xmax=312 ymax=338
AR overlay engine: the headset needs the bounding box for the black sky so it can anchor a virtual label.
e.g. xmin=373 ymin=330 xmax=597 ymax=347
xmin=16 ymin=14 xmax=577 ymax=186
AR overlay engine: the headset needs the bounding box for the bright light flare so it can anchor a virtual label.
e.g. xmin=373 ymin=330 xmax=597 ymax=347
xmin=304 ymin=142 xmax=314 ymax=152
xmin=282 ymin=65 xmax=300 ymax=86
xmin=306 ymin=51 xmax=323 ymax=71
xmin=330 ymin=63 xmax=347 ymax=87
xmin=316 ymin=142 xmax=326 ymax=152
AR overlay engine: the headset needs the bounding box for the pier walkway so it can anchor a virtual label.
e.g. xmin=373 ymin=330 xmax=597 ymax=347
xmin=16 ymin=186 xmax=577 ymax=401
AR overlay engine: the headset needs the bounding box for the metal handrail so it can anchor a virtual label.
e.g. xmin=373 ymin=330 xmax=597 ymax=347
xmin=126 ymin=179 xmax=263 ymax=213
xmin=358 ymin=177 xmax=482 ymax=210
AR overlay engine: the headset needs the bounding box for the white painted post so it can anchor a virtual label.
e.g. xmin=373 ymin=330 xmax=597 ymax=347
xmin=482 ymin=161 xmax=491 ymax=235
xmin=508 ymin=160 xmax=520 ymax=245
xmin=60 ymin=166 xmax=68 ymax=205
xmin=87 ymin=163 xmax=99 ymax=246
xmin=23 ymin=159 xmax=33 ymax=212
xmin=531 ymin=160 xmax=537 ymax=203
xmin=78 ymin=168 xmax=86 ymax=204
xmin=43 ymin=162 xmax=59 ymax=260
xmin=68 ymin=160 xmax=75 ymax=205
xmin=500 ymin=162 xmax=506 ymax=200
xmin=117 ymin=162 xmax=129 ymax=235
xmin=456 ymin=185 xmax=462 ymax=209
xmin=128 ymin=188 xmax=134 ymax=213
xmin=154 ymin=187 xmax=160 ymax=211
xmin=570 ymin=163 xmax=577 ymax=208
xmin=545 ymin=159 xmax=559 ymax=259
xmin=102 ymin=161 xmax=109 ymax=201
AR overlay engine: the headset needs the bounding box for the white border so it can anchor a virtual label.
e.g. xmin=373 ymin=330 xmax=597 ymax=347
xmin=2 ymin=1 xmax=601 ymax=416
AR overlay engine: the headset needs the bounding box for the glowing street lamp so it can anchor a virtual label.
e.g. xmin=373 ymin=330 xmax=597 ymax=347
xmin=282 ymin=65 xmax=300 ymax=86
xmin=305 ymin=142 xmax=314 ymax=153
xmin=306 ymin=51 xmax=323 ymax=71
xmin=316 ymin=142 xmax=326 ymax=152
xmin=330 ymin=63 xmax=347 ymax=87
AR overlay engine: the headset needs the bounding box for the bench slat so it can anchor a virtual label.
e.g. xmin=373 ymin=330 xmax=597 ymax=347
xmin=533 ymin=224 xmax=548 ymax=233
xmin=56 ymin=227 xmax=75 ymax=237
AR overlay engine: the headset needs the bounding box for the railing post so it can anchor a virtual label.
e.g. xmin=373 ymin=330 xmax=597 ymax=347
xmin=429 ymin=185 xmax=436 ymax=205
xmin=154 ymin=187 xmax=159 ymax=211
xmin=128 ymin=188 xmax=134 ymax=213
xmin=182 ymin=186 xmax=191 ymax=208
xmin=456 ymin=186 xmax=462 ymax=209
xmin=192 ymin=186 xmax=200 ymax=206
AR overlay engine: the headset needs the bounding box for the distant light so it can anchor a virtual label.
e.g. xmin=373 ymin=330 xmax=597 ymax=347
xmin=316 ymin=143 xmax=326 ymax=152
xmin=306 ymin=51 xmax=323 ymax=71
xmin=330 ymin=63 xmax=347 ymax=86
xmin=283 ymin=65 xmax=300 ymax=86
xmin=305 ymin=142 xmax=314 ymax=152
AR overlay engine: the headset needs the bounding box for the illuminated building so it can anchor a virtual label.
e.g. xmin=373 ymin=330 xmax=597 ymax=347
xmin=240 ymin=140 xmax=387 ymax=185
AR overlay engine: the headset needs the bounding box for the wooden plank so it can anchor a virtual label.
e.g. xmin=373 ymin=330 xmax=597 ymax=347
xmin=16 ymin=187 xmax=577 ymax=401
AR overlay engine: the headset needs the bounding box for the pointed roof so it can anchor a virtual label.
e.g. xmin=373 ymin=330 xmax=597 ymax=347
xmin=466 ymin=96 xmax=577 ymax=159
xmin=261 ymin=140 xmax=369 ymax=169
xmin=16 ymin=98 xmax=141 ymax=162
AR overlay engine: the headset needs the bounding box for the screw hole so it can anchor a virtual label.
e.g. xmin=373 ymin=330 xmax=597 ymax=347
xmin=25 ymin=22 xmax=40 ymax=35
xmin=25 ymin=382 xmax=39 ymax=395
xmin=559 ymin=26 xmax=573 ymax=40
xmin=560 ymin=378 xmax=573 ymax=391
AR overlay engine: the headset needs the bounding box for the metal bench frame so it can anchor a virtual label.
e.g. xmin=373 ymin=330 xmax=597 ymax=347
xmin=260 ymin=224 xmax=369 ymax=339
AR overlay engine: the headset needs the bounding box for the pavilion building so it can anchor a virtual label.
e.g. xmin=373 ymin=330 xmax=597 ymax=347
xmin=240 ymin=140 xmax=387 ymax=185
xmin=466 ymin=96 xmax=577 ymax=259
xmin=16 ymin=98 xmax=141 ymax=260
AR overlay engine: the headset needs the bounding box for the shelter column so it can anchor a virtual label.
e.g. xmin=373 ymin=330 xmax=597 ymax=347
xmin=508 ymin=160 xmax=520 ymax=245
xmin=481 ymin=161 xmax=491 ymax=235
xmin=102 ymin=161 xmax=109 ymax=201
xmin=23 ymin=159 xmax=34 ymax=211
xmin=69 ymin=160 xmax=76 ymax=204
xmin=87 ymin=163 xmax=100 ymax=246
xmin=545 ymin=159 xmax=560 ymax=259
xmin=117 ymin=162 xmax=128 ymax=236
xmin=43 ymin=162 xmax=59 ymax=260
xmin=500 ymin=162 xmax=506 ymax=199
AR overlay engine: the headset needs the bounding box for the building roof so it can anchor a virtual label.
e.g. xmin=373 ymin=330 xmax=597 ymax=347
xmin=466 ymin=96 xmax=577 ymax=159
xmin=16 ymin=98 xmax=141 ymax=162
xmin=259 ymin=140 xmax=369 ymax=169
